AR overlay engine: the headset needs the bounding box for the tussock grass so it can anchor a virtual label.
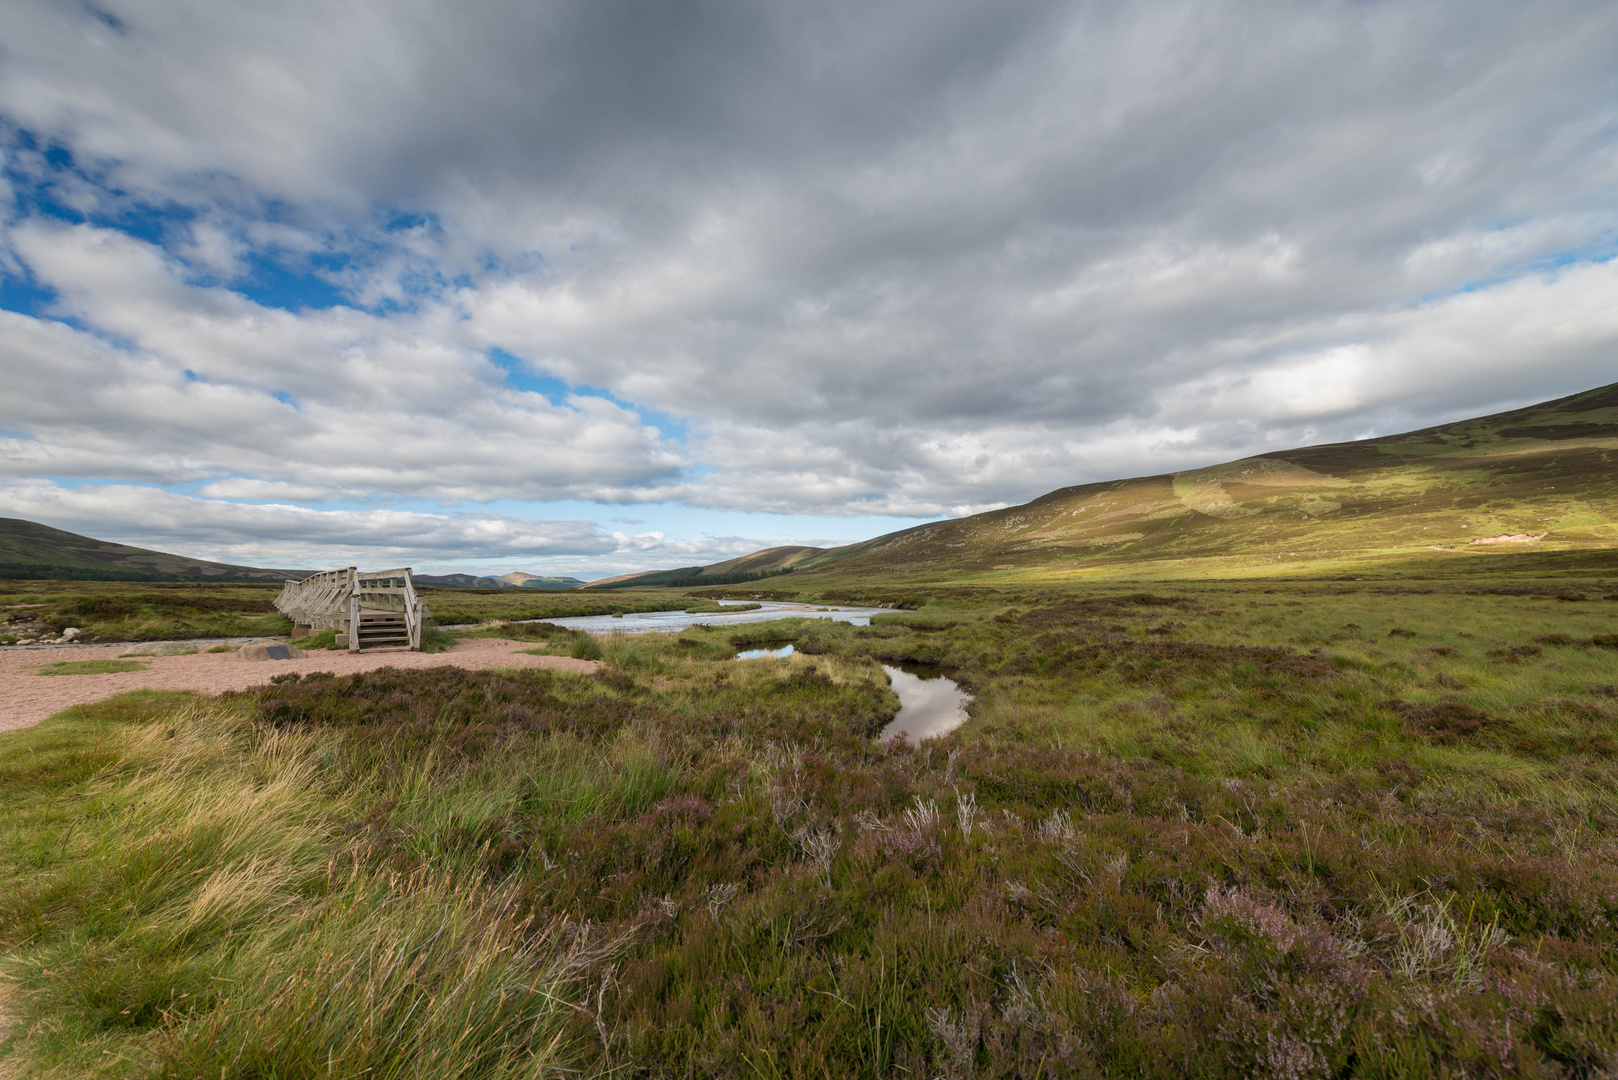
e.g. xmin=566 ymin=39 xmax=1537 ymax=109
xmin=0 ymin=696 xmax=610 ymax=1078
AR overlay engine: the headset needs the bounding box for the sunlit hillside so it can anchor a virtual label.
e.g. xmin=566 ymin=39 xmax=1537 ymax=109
xmin=783 ymin=380 xmax=1618 ymax=581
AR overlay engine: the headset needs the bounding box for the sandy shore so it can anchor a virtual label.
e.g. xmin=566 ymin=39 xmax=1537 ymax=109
xmin=0 ymin=639 xmax=600 ymax=735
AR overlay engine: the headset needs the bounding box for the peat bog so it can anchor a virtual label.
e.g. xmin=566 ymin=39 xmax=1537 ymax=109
xmin=3 ymin=572 xmax=1618 ymax=1077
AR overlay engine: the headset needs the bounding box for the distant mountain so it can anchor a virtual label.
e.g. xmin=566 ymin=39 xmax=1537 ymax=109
xmin=414 ymin=573 xmax=510 ymax=589
xmin=415 ymin=571 xmax=585 ymax=590
xmin=496 ymin=571 xmax=586 ymax=589
xmin=0 ymin=518 xmax=309 ymax=582
xmin=581 ymin=546 xmax=826 ymax=589
xmin=615 ymin=380 xmax=1618 ymax=584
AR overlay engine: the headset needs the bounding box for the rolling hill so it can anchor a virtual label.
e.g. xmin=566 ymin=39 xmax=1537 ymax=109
xmin=679 ymin=380 xmax=1618 ymax=584
xmin=415 ymin=572 xmax=586 ymax=589
xmin=581 ymin=546 xmax=827 ymax=589
xmin=0 ymin=518 xmax=309 ymax=582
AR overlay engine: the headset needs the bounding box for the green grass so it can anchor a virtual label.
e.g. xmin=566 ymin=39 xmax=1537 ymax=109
xmin=5 ymin=572 xmax=1618 ymax=1076
xmin=0 ymin=579 xmax=294 ymax=644
xmin=31 ymin=658 xmax=149 ymax=676
xmin=0 ymin=693 xmax=604 ymax=1078
xmin=419 ymin=587 xmax=730 ymax=626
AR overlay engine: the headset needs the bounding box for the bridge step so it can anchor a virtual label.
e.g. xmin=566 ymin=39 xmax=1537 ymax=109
xmin=355 ymin=612 xmax=412 ymax=650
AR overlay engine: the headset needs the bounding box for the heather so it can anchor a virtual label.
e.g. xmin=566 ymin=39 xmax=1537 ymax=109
xmin=2 ymin=574 xmax=1618 ymax=1076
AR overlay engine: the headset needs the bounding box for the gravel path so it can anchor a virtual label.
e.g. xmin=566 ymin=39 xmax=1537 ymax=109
xmin=0 ymin=639 xmax=600 ymax=735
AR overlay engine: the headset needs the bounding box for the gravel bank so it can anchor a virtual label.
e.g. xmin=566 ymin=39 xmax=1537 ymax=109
xmin=0 ymin=639 xmax=600 ymax=734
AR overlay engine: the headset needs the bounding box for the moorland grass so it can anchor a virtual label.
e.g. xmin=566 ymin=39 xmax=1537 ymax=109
xmin=3 ymin=574 xmax=1618 ymax=1076
xmin=0 ymin=692 xmax=612 ymax=1078
xmin=0 ymin=580 xmax=294 ymax=644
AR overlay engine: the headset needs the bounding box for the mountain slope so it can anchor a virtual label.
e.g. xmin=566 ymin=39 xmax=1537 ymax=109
xmin=414 ymin=572 xmax=586 ymax=589
xmin=809 ymin=381 xmax=1618 ymax=578
xmin=581 ymin=546 xmax=827 ymax=590
xmin=495 ymin=572 xmax=586 ymax=589
xmin=0 ymin=518 xmax=308 ymax=581
xmin=713 ymin=381 xmax=1618 ymax=583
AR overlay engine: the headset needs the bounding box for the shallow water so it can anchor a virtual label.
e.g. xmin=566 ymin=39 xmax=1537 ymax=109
xmin=878 ymin=663 xmax=972 ymax=745
xmin=539 ymin=601 xmax=889 ymax=636
xmin=736 ymin=644 xmax=796 ymax=660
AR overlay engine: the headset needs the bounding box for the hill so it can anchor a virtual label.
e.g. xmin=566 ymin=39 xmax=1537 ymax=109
xmin=416 ymin=572 xmax=585 ymax=590
xmin=581 ymin=546 xmax=826 ymax=590
xmin=684 ymin=381 xmax=1618 ymax=585
xmin=0 ymin=518 xmax=309 ymax=582
xmin=496 ymin=572 xmax=586 ymax=589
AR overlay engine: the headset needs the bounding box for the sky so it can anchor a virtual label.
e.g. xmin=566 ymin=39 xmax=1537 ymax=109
xmin=1 ymin=1 xmax=1616 ymax=579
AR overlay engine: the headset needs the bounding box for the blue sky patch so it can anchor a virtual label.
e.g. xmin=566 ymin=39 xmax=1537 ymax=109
xmin=230 ymin=252 xmax=349 ymax=312
xmin=488 ymin=348 xmax=691 ymax=444
xmin=0 ymin=273 xmax=57 ymax=318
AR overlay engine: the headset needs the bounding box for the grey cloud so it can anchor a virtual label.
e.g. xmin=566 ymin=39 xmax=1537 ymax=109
xmin=1 ymin=0 xmax=1616 ymax=528
xmin=0 ymin=481 xmax=656 ymax=567
xmin=0 ymin=480 xmax=840 ymax=578
xmin=0 ymin=231 xmax=690 ymax=503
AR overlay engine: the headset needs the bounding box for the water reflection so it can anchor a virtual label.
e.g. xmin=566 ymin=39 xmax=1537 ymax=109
xmin=538 ymin=601 xmax=888 ymax=635
xmin=878 ymin=663 xmax=971 ymax=745
xmin=736 ymin=644 xmax=796 ymax=660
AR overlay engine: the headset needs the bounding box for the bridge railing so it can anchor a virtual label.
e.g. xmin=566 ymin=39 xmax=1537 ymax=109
xmin=275 ymin=566 xmax=427 ymax=651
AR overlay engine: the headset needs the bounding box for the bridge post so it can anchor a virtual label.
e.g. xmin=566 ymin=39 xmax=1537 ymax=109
xmin=347 ymin=568 xmax=361 ymax=652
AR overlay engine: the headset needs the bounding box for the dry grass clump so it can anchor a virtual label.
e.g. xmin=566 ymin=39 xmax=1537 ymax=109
xmin=0 ymin=698 xmax=610 ymax=1078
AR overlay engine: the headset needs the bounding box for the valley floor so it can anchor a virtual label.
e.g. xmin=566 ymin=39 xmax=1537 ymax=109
xmin=3 ymin=570 xmax=1618 ymax=1077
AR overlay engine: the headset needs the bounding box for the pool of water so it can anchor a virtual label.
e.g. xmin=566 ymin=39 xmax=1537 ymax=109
xmin=877 ymin=663 xmax=972 ymax=745
xmin=728 ymin=647 xmax=971 ymax=743
xmin=736 ymin=644 xmax=796 ymax=660
xmin=538 ymin=601 xmax=890 ymax=635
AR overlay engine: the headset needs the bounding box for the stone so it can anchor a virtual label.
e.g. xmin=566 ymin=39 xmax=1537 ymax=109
xmin=121 ymin=642 xmax=202 ymax=656
xmin=241 ymin=642 xmax=306 ymax=661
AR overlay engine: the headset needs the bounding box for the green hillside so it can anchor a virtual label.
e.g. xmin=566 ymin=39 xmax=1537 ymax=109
xmin=754 ymin=380 xmax=1618 ymax=584
xmin=583 ymin=545 xmax=826 ymax=589
xmin=0 ymin=518 xmax=305 ymax=582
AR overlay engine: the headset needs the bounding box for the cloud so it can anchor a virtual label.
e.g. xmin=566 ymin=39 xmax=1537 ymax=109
xmin=0 ymin=481 xmax=851 ymax=578
xmin=0 ymin=480 xmax=688 ymax=569
xmin=0 ymin=224 xmax=689 ymax=502
xmin=0 ymin=0 xmax=1616 ymax=565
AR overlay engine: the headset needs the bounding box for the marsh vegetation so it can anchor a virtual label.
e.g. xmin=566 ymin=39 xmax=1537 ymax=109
xmin=3 ymin=570 xmax=1618 ymax=1076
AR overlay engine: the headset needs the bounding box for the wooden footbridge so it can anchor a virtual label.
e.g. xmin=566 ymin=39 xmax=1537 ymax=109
xmin=275 ymin=567 xmax=429 ymax=651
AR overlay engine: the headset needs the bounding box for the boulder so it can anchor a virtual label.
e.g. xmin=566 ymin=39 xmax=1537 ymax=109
xmin=240 ymin=642 xmax=306 ymax=661
xmin=121 ymin=642 xmax=201 ymax=656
